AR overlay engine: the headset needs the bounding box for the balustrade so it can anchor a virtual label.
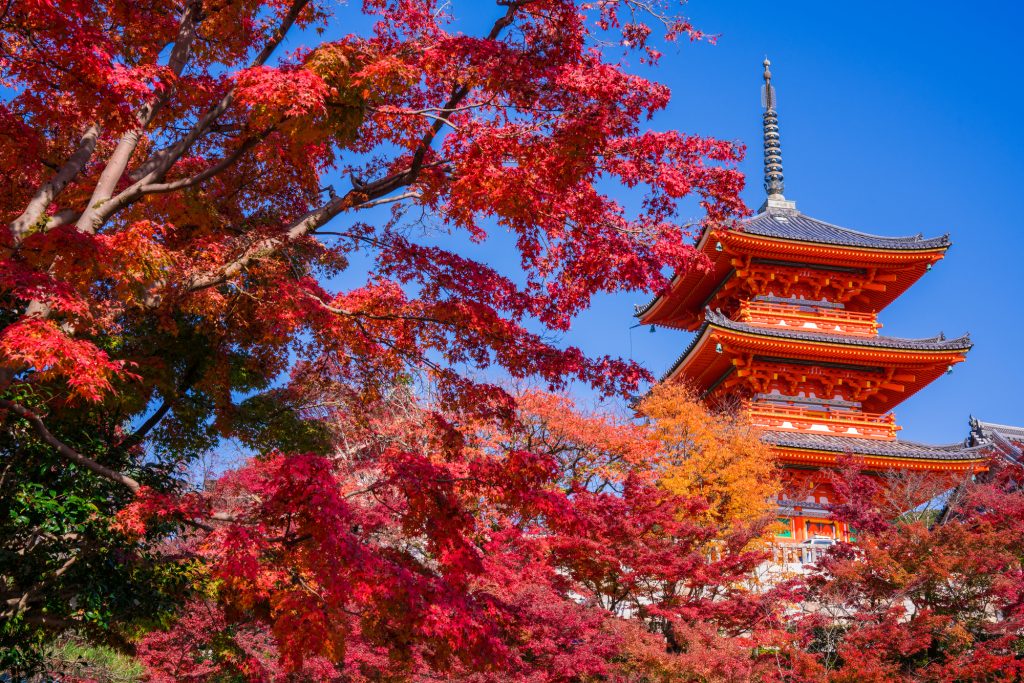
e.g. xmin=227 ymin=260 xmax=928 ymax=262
xmin=738 ymin=300 xmax=880 ymax=336
xmin=747 ymin=402 xmax=899 ymax=440
xmin=769 ymin=542 xmax=830 ymax=567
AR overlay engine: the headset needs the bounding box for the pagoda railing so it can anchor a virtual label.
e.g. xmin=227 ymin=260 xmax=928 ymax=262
xmin=769 ymin=542 xmax=830 ymax=568
xmin=747 ymin=403 xmax=900 ymax=440
xmin=710 ymin=542 xmax=832 ymax=569
xmin=738 ymin=301 xmax=880 ymax=336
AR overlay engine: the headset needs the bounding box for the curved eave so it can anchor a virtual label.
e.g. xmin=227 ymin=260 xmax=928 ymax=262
xmin=634 ymin=272 xmax=691 ymax=327
xmin=722 ymin=229 xmax=950 ymax=263
xmin=662 ymin=318 xmax=971 ymax=413
xmin=768 ymin=445 xmax=989 ymax=473
xmin=635 ymin=228 xmax=723 ymax=329
xmin=664 ymin=318 xmax=972 ymax=381
xmin=716 ymin=230 xmax=948 ymax=314
xmin=739 ymin=209 xmax=951 ymax=252
xmin=704 ymin=313 xmax=972 ymax=353
xmin=637 ymin=224 xmax=950 ymax=329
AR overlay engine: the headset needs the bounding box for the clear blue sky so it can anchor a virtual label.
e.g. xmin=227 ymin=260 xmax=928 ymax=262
xmin=320 ymin=1 xmax=1024 ymax=445
xmin=564 ymin=0 xmax=1024 ymax=444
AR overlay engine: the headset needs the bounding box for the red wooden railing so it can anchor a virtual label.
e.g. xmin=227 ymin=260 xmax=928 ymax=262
xmin=747 ymin=403 xmax=899 ymax=440
xmin=738 ymin=301 xmax=880 ymax=336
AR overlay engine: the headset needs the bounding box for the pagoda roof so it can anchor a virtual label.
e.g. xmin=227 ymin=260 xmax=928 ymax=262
xmin=740 ymin=208 xmax=950 ymax=251
xmin=635 ymin=208 xmax=951 ymax=328
xmin=661 ymin=311 xmax=971 ymax=414
xmin=662 ymin=310 xmax=972 ymax=381
xmin=763 ymin=430 xmax=989 ymax=463
xmin=777 ymin=499 xmax=832 ymax=514
xmin=703 ymin=311 xmax=971 ymax=353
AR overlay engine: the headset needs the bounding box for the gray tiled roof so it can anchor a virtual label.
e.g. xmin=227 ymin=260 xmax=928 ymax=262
xmin=762 ymin=431 xmax=989 ymax=461
xmin=968 ymin=418 xmax=1024 ymax=463
xmin=742 ymin=209 xmax=951 ymax=250
xmin=970 ymin=419 xmax=1024 ymax=443
xmin=661 ymin=312 xmax=971 ymax=382
xmin=704 ymin=310 xmax=972 ymax=351
xmin=777 ymin=499 xmax=831 ymax=513
xmin=635 ymin=210 xmax=950 ymax=318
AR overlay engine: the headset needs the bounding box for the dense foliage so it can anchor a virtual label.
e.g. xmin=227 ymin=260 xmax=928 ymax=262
xmin=640 ymin=383 xmax=780 ymax=530
xmin=787 ymin=462 xmax=1024 ymax=682
xmin=0 ymin=0 xmax=748 ymax=677
xmin=2 ymin=0 xmax=1022 ymax=680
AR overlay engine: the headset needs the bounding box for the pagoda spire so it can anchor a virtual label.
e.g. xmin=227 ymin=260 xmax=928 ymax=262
xmin=760 ymin=58 xmax=795 ymax=211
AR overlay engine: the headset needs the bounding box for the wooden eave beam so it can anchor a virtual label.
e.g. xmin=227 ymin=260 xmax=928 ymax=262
xmin=720 ymin=232 xmax=949 ymax=265
xmin=767 ymin=446 xmax=989 ymax=473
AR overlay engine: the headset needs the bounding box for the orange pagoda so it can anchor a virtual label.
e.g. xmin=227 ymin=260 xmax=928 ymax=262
xmin=638 ymin=60 xmax=989 ymax=544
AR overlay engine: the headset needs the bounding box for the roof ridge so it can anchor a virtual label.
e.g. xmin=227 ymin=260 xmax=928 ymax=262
xmin=761 ymin=430 xmax=990 ymax=461
xmin=895 ymin=437 xmax=981 ymax=451
xmin=973 ymin=419 xmax=1024 ymax=432
xmin=704 ymin=310 xmax=972 ymax=349
xmin=739 ymin=210 xmax=951 ymax=250
xmin=784 ymin=210 xmax=932 ymax=243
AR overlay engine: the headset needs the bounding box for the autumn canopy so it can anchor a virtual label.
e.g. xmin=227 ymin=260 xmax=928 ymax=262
xmin=2 ymin=1 xmax=1023 ymax=681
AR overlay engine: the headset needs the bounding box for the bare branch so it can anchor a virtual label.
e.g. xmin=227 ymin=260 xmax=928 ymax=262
xmin=356 ymin=190 xmax=421 ymax=210
xmin=119 ymin=399 xmax=174 ymax=451
xmin=40 ymin=209 xmax=80 ymax=230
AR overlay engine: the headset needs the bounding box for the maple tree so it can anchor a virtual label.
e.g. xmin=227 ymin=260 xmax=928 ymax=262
xmin=774 ymin=459 xmax=1024 ymax=682
xmin=639 ymin=382 xmax=780 ymax=530
xmin=0 ymin=0 xmax=750 ymax=676
xmin=12 ymin=1 xmax=1018 ymax=679
xmin=129 ymin=390 xmax=785 ymax=680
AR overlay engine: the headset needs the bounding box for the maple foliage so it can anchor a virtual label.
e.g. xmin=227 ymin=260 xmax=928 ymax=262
xmin=0 ymin=0 xmax=753 ymax=675
xmin=639 ymin=382 xmax=781 ymax=530
xmin=7 ymin=0 xmax=1020 ymax=679
xmin=130 ymin=390 xmax=786 ymax=680
xmin=781 ymin=460 xmax=1024 ymax=682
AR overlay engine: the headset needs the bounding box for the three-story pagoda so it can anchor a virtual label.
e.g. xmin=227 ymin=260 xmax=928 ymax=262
xmin=638 ymin=60 xmax=988 ymax=543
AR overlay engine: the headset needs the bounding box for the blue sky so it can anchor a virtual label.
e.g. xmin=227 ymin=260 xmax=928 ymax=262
xmin=319 ymin=1 xmax=1023 ymax=445
xmin=562 ymin=0 xmax=1024 ymax=444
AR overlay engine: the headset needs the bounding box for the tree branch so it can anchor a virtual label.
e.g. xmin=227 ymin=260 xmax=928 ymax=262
xmin=126 ymin=0 xmax=311 ymax=188
xmin=74 ymin=1 xmax=203 ymax=234
xmin=140 ymin=133 xmax=267 ymax=195
xmin=404 ymin=3 xmax=520 ymax=180
xmin=0 ymin=399 xmax=141 ymax=493
xmin=2 ymin=553 xmax=80 ymax=618
xmin=119 ymin=399 xmax=174 ymax=451
xmin=8 ymin=124 xmax=99 ymax=245
xmin=185 ymin=192 xmax=350 ymax=292
xmin=176 ymin=2 xmax=519 ymax=293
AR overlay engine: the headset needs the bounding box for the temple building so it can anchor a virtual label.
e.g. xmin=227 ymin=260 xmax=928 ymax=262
xmin=968 ymin=418 xmax=1024 ymax=464
xmin=638 ymin=60 xmax=991 ymax=544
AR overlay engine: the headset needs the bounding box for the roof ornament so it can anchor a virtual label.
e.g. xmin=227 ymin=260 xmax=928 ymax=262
xmin=760 ymin=58 xmax=796 ymax=213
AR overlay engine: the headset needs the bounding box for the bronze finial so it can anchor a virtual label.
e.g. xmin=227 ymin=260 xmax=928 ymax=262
xmin=761 ymin=58 xmax=785 ymax=200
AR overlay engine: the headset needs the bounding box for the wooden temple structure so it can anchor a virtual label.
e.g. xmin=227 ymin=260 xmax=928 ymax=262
xmin=638 ymin=60 xmax=990 ymax=544
xmin=968 ymin=418 xmax=1024 ymax=464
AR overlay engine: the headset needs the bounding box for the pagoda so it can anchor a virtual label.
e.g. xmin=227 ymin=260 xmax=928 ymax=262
xmin=638 ymin=60 xmax=989 ymax=543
